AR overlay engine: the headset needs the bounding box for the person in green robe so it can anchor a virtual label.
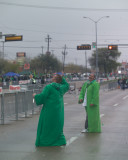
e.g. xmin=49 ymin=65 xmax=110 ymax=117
xmin=78 ymin=73 xmax=101 ymax=133
xmin=33 ymin=74 xmax=69 ymax=147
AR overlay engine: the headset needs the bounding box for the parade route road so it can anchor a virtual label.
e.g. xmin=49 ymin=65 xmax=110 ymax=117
xmin=0 ymin=89 xmax=128 ymax=160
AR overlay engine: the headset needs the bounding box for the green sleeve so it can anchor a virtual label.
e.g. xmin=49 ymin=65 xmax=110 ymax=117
xmin=91 ymin=82 xmax=99 ymax=105
xmin=60 ymin=77 xmax=69 ymax=94
xmin=34 ymin=85 xmax=49 ymax=106
xmin=78 ymin=83 xmax=87 ymax=103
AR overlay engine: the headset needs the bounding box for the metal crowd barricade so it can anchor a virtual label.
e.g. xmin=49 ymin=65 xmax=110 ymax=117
xmin=100 ymin=81 xmax=118 ymax=91
xmin=0 ymin=88 xmax=43 ymax=125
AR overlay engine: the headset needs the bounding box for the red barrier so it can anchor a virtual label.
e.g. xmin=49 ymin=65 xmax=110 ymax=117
xmin=9 ymin=85 xmax=21 ymax=91
xmin=0 ymin=87 xmax=2 ymax=93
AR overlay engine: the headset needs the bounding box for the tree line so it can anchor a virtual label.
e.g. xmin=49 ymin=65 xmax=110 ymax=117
xmin=0 ymin=48 xmax=121 ymax=75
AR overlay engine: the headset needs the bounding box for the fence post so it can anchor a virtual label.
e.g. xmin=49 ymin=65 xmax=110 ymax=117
xmin=15 ymin=92 xmax=18 ymax=121
xmin=32 ymin=90 xmax=34 ymax=115
xmin=1 ymin=94 xmax=4 ymax=124
xmin=24 ymin=91 xmax=28 ymax=118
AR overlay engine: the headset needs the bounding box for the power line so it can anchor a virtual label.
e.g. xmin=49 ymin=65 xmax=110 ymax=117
xmin=2 ymin=43 xmax=128 ymax=49
xmin=2 ymin=24 xmax=128 ymax=37
xmin=0 ymin=2 xmax=128 ymax=12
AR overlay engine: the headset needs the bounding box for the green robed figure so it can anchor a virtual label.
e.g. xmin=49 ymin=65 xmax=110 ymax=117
xmin=33 ymin=74 xmax=69 ymax=146
xmin=79 ymin=74 xmax=101 ymax=133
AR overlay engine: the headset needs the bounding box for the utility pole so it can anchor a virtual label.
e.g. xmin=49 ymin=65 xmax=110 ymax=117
xmin=51 ymin=50 xmax=54 ymax=54
xmin=83 ymin=16 xmax=109 ymax=80
xmin=45 ymin=34 xmax=52 ymax=53
xmin=85 ymin=51 xmax=87 ymax=77
xmin=2 ymin=41 xmax=4 ymax=59
xmin=75 ymin=58 xmax=77 ymax=65
xmin=41 ymin=46 xmax=43 ymax=54
xmin=62 ymin=44 xmax=68 ymax=72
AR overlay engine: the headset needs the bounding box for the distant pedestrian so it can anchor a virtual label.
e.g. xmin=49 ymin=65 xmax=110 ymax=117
xmin=33 ymin=74 xmax=69 ymax=146
xmin=121 ymin=78 xmax=126 ymax=90
xmin=78 ymin=73 xmax=101 ymax=133
xmin=117 ymin=78 xmax=121 ymax=89
xmin=41 ymin=75 xmax=45 ymax=84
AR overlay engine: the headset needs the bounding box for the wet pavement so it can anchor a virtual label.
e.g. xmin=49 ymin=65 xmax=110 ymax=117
xmin=1 ymin=89 xmax=128 ymax=160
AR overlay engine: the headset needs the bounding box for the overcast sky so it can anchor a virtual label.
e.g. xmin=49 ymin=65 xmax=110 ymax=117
xmin=1 ymin=0 xmax=128 ymax=66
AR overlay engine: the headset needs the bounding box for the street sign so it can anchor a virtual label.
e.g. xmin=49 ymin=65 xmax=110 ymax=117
xmin=5 ymin=35 xmax=23 ymax=42
xmin=92 ymin=42 xmax=96 ymax=48
xmin=0 ymin=32 xmax=2 ymax=39
xmin=77 ymin=45 xmax=91 ymax=50
xmin=16 ymin=52 xmax=26 ymax=57
xmin=24 ymin=63 xmax=30 ymax=70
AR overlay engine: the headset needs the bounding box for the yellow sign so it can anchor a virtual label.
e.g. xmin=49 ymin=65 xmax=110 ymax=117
xmin=5 ymin=35 xmax=23 ymax=42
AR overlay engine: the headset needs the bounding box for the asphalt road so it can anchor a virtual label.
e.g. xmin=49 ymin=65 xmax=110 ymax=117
xmin=0 ymin=89 xmax=128 ymax=160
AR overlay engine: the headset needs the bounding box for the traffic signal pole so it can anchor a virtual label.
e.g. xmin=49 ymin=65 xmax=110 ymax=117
xmin=83 ymin=16 xmax=109 ymax=80
xmin=95 ymin=21 xmax=98 ymax=80
xmin=62 ymin=44 xmax=68 ymax=72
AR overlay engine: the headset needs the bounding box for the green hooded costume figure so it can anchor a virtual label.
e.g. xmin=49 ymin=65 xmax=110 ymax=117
xmin=79 ymin=80 xmax=101 ymax=133
xmin=34 ymin=78 xmax=69 ymax=146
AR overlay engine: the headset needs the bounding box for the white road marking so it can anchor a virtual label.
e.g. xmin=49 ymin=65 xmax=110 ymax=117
xmin=100 ymin=114 xmax=104 ymax=118
xmin=64 ymin=103 xmax=68 ymax=105
xmin=113 ymin=103 xmax=118 ymax=107
xmin=66 ymin=113 xmax=105 ymax=146
xmin=123 ymin=95 xmax=128 ymax=100
xmin=66 ymin=136 xmax=78 ymax=146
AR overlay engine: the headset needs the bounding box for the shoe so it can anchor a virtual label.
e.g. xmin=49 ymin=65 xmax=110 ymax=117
xmin=81 ymin=129 xmax=88 ymax=133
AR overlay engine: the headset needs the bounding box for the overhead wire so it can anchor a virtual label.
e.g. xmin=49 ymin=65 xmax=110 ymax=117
xmin=0 ymin=2 xmax=128 ymax=12
xmin=1 ymin=25 xmax=128 ymax=37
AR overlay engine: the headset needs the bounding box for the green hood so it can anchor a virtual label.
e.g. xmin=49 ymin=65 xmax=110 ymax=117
xmin=51 ymin=82 xmax=61 ymax=90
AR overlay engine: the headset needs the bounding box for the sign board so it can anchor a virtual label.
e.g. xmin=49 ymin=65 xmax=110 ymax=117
xmin=0 ymin=32 xmax=2 ymax=39
xmin=9 ymin=85 xmax=21 ymax=91
xmin=24 ymin=63 xmax=30 ymax=70
xmin=0 ymin=87 xmax=2 ymax=93
xmin=92 ymin=42 xmax=96 ymax=48
xmin=77 ymin=45 xmax=91 ymax=50
xmin=16 ymin=52 xmax=26 ymax=57
xmin=19 ymin=80 xmax=30 ymax=84
xmin=5 ymin=35 xmax=23 ymax=42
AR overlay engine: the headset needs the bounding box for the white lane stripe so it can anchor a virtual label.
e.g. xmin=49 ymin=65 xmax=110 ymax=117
xmin=66 ymin=113 xmax=105 ymax=146
xmin=113 ymin=103 xmax=118 ymax=107
xmin=100 ymin=114 xmax=104 ymax=118
xmin=64 ymin=103 xmax=68 ymax=105
xmin=66 ymin=136 xmax=78 ymax=146
xmin=123 ymin=95 xmax=128 ymax=100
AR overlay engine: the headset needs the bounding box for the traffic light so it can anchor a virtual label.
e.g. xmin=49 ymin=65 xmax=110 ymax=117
xmin=77 ymin=45 xmax=91 ymax=50
xmin=108 ymin=45 xmax=118 ymax=50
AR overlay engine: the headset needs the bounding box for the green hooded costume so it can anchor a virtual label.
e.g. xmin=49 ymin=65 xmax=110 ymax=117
xmin=35 ymin=78 xmax=69 ymax=146
xmin=79 ymin=80 xmax=101 ymax=133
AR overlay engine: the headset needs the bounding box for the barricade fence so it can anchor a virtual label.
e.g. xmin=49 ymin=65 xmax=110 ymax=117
xmin=0 ymin=81 xmax=118 ymax=125
xmin=100 ymin=81 xmax=118 ymax=91
xmin=0 ymin=88 xmax=42 ymax=125
xmin=69 ymin=81 xmax=118 ymax=94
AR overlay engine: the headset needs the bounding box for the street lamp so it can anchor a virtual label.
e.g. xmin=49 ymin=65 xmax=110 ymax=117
xmin=83 ymin=16 xmax=109 ymax=80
